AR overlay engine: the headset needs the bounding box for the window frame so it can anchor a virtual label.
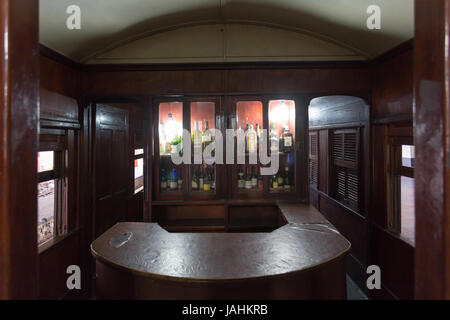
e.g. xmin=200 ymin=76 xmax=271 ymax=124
xmin=387 ymin=135 xmax=414 ymax=235
xmin=38 ymin=134 xmax=68 ymax=247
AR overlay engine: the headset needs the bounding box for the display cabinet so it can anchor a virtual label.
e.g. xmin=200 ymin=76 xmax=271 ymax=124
xmin=153 ymin=95 xmax=304 ymax=203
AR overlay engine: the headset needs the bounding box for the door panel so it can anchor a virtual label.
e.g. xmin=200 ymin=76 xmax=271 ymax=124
xmin=94 ymin=104 xmax=129 ymax=237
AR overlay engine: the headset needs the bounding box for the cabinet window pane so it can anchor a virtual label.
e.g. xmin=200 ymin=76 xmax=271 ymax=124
xmin=38 ymin=151 xmax=54 ymax=172
xmin=38 ymin=180 xmax=55 ymax=244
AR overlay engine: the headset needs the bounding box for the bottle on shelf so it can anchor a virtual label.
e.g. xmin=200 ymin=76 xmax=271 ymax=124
xmin=192 ymin=120 xmax=203 ymax=155
xmin=160 ymin=169 xmax=167 ymax=191
xmin=191 ymin=167 xmax=199 ymax=191
xmin=251 ymin=166 xmax=258 ymax=189
xmin=203 ymin=165 xmax=211 ymax=192
xmin=247 ymin=124 xmax=257 ymax=154
xmin=284 ymin=165 xmax=291 ymax=192
xmin=271 ymin=174 xmax=278 ymax=191
xmin=169 ymin=169 xmax=178 ymax=191
xmin=258 ymin=166 xmax=264 ymax=191
xmin=281 ymin=124 xmax=294 ymax=153
xmin=202 ymin=120 xmax=212 ymax=150
xmin=255 ymin=123 xmax=261 ymax=149
xmin=199 ymin=165 xmax=204 ymax=190
xmin=244 ymin=166 xmax=252 ymax=190
xmin=277 ymin=169 xmax=284 ymax=189
xmin=270 ymin=123 xmax=279 ymax=153
xmin=237 ymin=165 xmax=245 ymax=189
xmin=244 ymin=123 xmax=249 ymax=153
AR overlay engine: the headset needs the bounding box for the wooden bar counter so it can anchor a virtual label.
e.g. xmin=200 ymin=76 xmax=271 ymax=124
xmin=91 ymin=202 xmax=351 ymax=299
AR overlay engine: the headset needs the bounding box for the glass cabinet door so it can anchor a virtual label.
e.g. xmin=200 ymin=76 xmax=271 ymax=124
xmin=157 ymin=101 xmax=184 ymax=195
xmin=189 ymin=101 xmax=217 ymax=195
xmin=268 ymin=99 xmax=296 ymax=193
xmin=233 ymin=100 xmax=264 ymax=195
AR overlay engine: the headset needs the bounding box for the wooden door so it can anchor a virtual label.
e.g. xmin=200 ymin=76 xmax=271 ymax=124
xmin=94 ymin=104 xmax=129 ymax=237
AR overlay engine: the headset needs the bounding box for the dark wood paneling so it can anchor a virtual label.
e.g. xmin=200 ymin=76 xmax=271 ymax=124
xmin=319 ymin=194 xmax=367 ymax=265
xmin=40 ymin=55 xmax=80 ymax=99
xmin=39 ymin=232 xmax=81 ymax=299
xmin=371 ymin=125 xmax=388 ymax=228
xmin=40 ymin=88 xmax=79 ymax=123
xmin=82 ymin=67 xmax=371 ymax=97
xmin=372 ymin=44 xmax=413 ymax=119
xmin=0 ymin=0 xmax=39 ymax=299
xmin=370 ymin=225 xmax=414 ymax=300
xmin=414 ymin=0 xmax=450 ymax=299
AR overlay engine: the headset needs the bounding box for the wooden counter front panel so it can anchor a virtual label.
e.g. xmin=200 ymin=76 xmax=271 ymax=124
xmin=96 ymin=257 xmax=346 ymax=300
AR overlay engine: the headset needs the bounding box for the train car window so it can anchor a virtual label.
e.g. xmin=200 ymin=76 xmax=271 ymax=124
xmin=388 ymin=136 xmax=415 ymax=246
xmin=37 ymin=135 xmax=68 ymax=246
xmin=134 ymin=149 xmax=144 ymax=193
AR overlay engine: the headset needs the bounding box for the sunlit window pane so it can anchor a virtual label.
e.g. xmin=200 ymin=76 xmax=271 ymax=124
xmin=38 ymin=180 xmax=55 ymax=244
xmin=134 ymin=157 xmax=144 ymax=192
xmin=38 ymin=151 xmax=54 ymax=172
xmin=400 ymin=176 xmax=415 ymax=246
xmin=402 ymin=145 xmax=415 ymax=168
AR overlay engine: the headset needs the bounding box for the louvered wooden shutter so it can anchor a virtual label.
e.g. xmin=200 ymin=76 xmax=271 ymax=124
xmin=332 ymin=129 xmax=359 ymax=211
xmin=309 ymin=131 xmax=318 ymax=187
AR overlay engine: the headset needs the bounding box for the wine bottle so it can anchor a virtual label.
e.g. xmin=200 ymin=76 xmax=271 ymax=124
xmin=251 ymin=166 xmax=258 ymax=189
xmin=272 ymin=174 xmax=278 ymax=190
xmin=277 ymin=169 xmax=284 ymax=188
xmin=238 ymin=165 xmax=245 ymax=189
xmin=192 ymin=168 xmax=199 ymax=191
xmin=199 ymin=165 xmax=204 ymax=190
xmin=177 ymin=170 xmax=183 ymax=190
xmin=211 ymin=166 xmax=215 ymax=190
xmin=192 ymin=120 xmax=203 ymax=155
xmin=245 ymin=166 xmax=252 ymax=189
xmin=203 ymin=165 xmax=211 ymax=192
xmin=203 ymin=120 xmax=212 ymax=150
xmin=258 ymin=166 xmax=264 ymax=191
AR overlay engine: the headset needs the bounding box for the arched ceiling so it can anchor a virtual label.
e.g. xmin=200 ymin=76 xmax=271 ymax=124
xmin=39 ymin=0 xmax=414 ymax=64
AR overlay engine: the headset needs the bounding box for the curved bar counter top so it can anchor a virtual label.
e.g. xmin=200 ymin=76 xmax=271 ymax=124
xmin=91 ymin=202 xmax=351 ymax=300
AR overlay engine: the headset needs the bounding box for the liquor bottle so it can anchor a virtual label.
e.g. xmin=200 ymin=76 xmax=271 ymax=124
xmin=192 ymin=168 xmax=199 ymax=191
xmin=284 ymin=165 xmax=291 ymax=192
xmin=247 ymin=124 xmax=257 ymax=154
xmin=169 ymin=169 xmax=178 ymax=191
xmin=270 ymin=123 xmax=279 ymax=153
xmin=160 ymin=169 xmax=167 ymax=191
xmin=255 ymin=123 xmax=261 ymax=153
xmin=192 ymin=120 xmax=203 ymax=155
xmin=272 ymin=174 xmax=278 ymax=190
xmin=238 ymin=165 xmax=245 ymax=189
xmin=202 ymin=120 xmax=212 ymax=150
xmin=203 ymin=166 xmax=211 ymax=192
xmin=251 ymin=166 xmax=258 ymax=189
xmin=281 ymin=125 xmax=294 ymax=153
xmin=258 ymin=166 xmax=264 ymax=191
xmin=245 ymin=166 xmax=252 ymax=190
